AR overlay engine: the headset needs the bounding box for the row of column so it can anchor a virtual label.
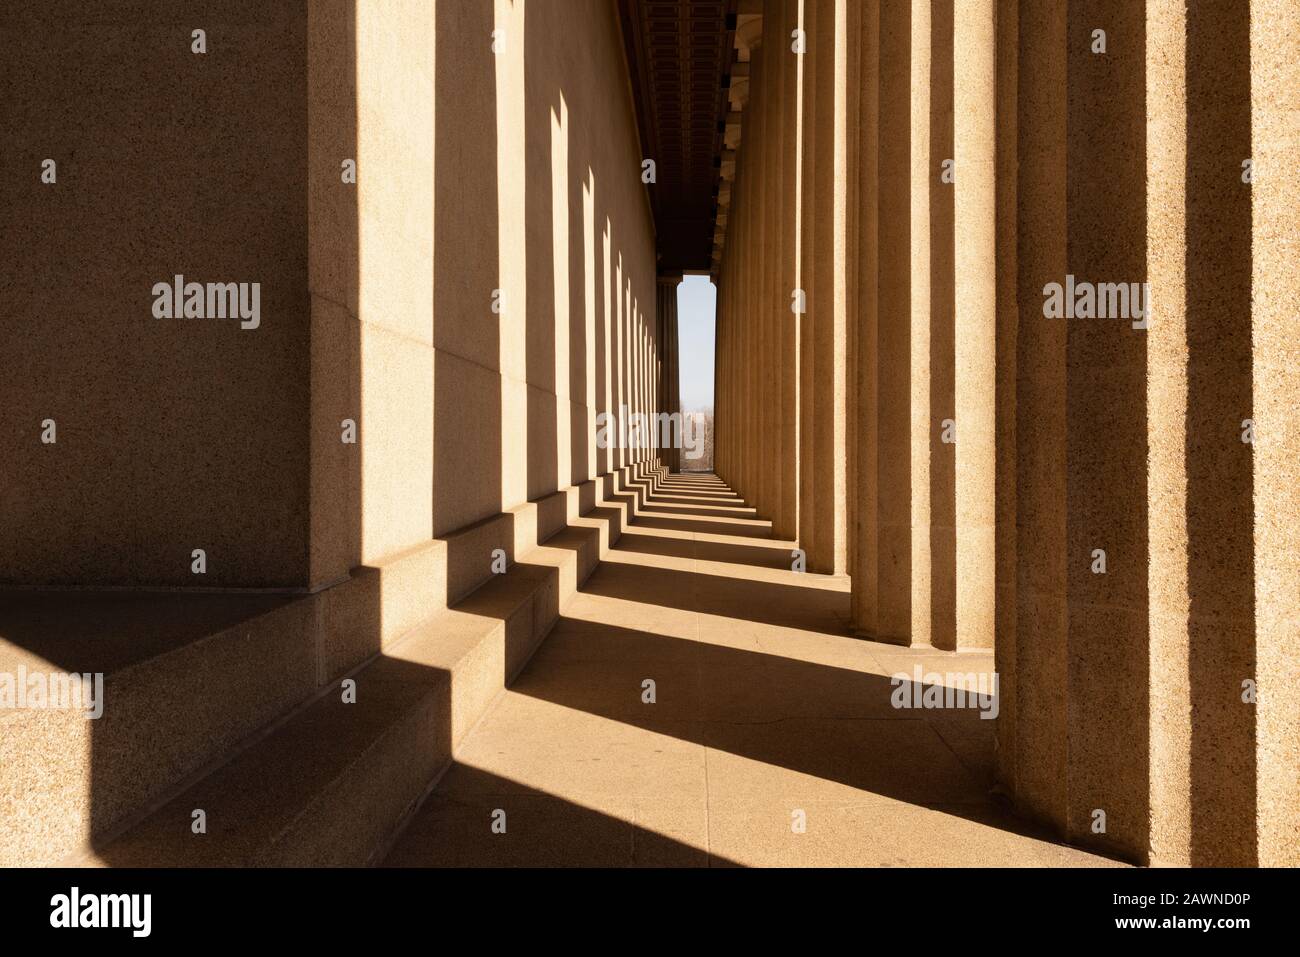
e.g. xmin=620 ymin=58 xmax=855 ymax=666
xmin=995 ymin=0 xmax=1298 ymax=867
xmin=847 ymin=0 xmax=997 ymax=651
xmin=715 ymin=0 xmax=842 ymax=557
xmin=610 ymin=257 xmax=661 ymax=475
xmin=714 ymin=0 xmax=1298 ymax=866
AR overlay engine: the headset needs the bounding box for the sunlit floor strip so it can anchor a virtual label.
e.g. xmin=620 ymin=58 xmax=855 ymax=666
xmin=384 ymin=474 xmax=1124 ymax=867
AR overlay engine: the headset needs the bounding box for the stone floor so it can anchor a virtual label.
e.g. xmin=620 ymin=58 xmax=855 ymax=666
xmin=385 ymin=473 xmax=1122 ymax=867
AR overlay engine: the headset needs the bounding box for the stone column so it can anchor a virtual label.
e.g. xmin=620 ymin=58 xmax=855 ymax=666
xmin=728 ymin=244 xmax=738 ymax=478
xmin=1250 ymin=0 xmax=1300 ymax=867
xmin=1000 ymin=0 xmax=1300 ymax=867
xmin=713 ymin=281 xmax=723 ymax=477
xmin=992 ymin=0 xmax=1020 ymax=790
xmin=1146 ymin=0 xmax=1296 ymax=867
xmin=1001 ymin=0 xmax=1150 ymax=864
xmin=927 ymin=0 xmax=955 ymax=648
xmin=755 ymin=42 xmax=772 ymax=510
xmin=719 ymin=274 xmax=729 ymax=478
xmin=756 ymin=23 xmax=776 ymax=525
xmin=1003 ymin=0 xmax=1068 ymax=834
xmin=763 ymin=32 xmax=783 ymax=521
xmin=905 ymin=0 xmax=933 ymax=644
xmin=728 ymin=258 xmax=737 ymax=484
xmin=951 ymin=0 xmax=996 ymax=650
xmin=849 ymin=0 xmax=879 ymax=634
xmin=809 ymin=0 xmax=849 ymax=575
xmin=750 ymin=41 xmax=772 ymax=510
xmin=1059 ymin=0 xmax=1151 ymax=863
xmin=776 ymin=0 xmax=801 ymax=539
xmin=861 ymin=0 xmax=927 ymax=644
xmin=796 ymin=0 xmax=818 ymax=561
xmin=737 ymin=138 xmax=753 ymax=496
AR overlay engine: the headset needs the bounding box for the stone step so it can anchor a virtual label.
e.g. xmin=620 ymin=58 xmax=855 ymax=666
xmin=64 ymin=462 xmax=661 ymax=866
xmin=0 ymin=459 xmax=664 ymax=866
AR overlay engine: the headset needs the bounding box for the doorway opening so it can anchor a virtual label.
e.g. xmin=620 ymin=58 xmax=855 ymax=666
xmin=675 ymin=275 xmax=716 ymax=472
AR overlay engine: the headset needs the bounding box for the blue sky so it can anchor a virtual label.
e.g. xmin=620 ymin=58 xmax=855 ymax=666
xmin=676 ymin=275 xmax=716 ymax=411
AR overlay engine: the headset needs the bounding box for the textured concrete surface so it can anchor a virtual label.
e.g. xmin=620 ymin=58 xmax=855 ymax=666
xmin=1249 ymin=0 xmax=1300 ymax=866
xmin=849 ymin=1 xmax=879 ymax=640
xmin=4 ymin=0 xmax=657 ymax=588
xmin=1006 ymin=0 xmax=1069 ymax=845
xmin=3 ymin=461 xmax=661 ymax=867
xmin=717 ymin=0 xmax=1298 ymax=866
xmin=813 ymin=0 xmax=849 ymax=577
xmin=4 ymin=0 xmax=666 ymax=864
xmin=991 ymin=0 xmax=1019 ymax=803
xmin=1 ymin=1 xmax=312 ymax=587
xmin=5 ymin=0 xmax=1296 ymax=870
xmin=1060 ymin=0 xmax=1151 ymax=866
xmin=386 ymin=475 xmax=1121 ymax=867
xmin=951 ymin=0 xmax=996 ymax=652
xmin=0 ymin=592 xmax=313 ymax=866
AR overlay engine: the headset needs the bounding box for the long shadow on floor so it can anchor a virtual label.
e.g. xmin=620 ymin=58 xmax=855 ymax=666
xmin=514 ymin=616 xmax=1008 ymax=807
xmin=501 ymin=609 xmax=1119 ymax=861
xmin=509 ymin=484 xmax=1124 ymax=863
xmin=384 ymin=764 xmax=738 ymax=867
xmin=579 ymin=555 xmax=850 ymax=632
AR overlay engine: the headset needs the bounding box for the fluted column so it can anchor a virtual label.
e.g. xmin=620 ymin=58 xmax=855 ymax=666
xmin=776 ymin=0 xmax=801 ymax=539
xmin=951 ymin=0 xmax=996 ymax=650
xmin=992 ymin=0 xmax=1019 ymax=793
xmin=1004 ymin=0 xmax=1068 ymax=834
xmin=857 ymin=0 xmax=932 ymax=645
xmin=751 ymin=39 xmax=772 ymax=512
xmin=927 ymin=0 xmax=955 ymax=647
xmin=809 ymin=0 xmax=849 ymax=574
xmin=1251 ymin=0 xmax=1300 ymax=868
xmin=796 ymin=0 xmax=817 ymax=560
xmin=1001 ymin=0 xmax=1150 ymax=863
xmin=849 ymin=0 xmax=879 ymax=634
xmin=995 ymin=0 xmax=1300 ymax=867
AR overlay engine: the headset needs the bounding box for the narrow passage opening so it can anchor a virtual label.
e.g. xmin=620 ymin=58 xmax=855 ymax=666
xmin=676 ymin=274 xmax=716 ymax=472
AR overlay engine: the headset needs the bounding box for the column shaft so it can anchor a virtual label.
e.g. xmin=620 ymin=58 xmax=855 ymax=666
xmin=952 ymin=0 xmax=996 ymax=650
xmin=1251 ymin=0 xmax=1300 ymax=867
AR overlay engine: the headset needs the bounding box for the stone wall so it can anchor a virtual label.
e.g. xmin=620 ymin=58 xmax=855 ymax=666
xmin=3 ymin=0 xmax=660 ymax=590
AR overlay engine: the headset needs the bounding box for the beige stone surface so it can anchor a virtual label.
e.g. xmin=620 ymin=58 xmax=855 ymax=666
xmin=386 ymin=475 xmax=1121 ymax=867
xmin=61 ymin=461 xmax=659 ymax=867
xmin=6 ymin=0 xmax=1296 ymax=871
xmin=951 ymin=0 xmax=996 ymax=652
xmin=1006 ymin=0 xmax=1069 ymax=842
xmin=2 ymin=2 xmax=312 ymax=587
xmin=1250 ymin=0 xmax=1300 ymax=867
